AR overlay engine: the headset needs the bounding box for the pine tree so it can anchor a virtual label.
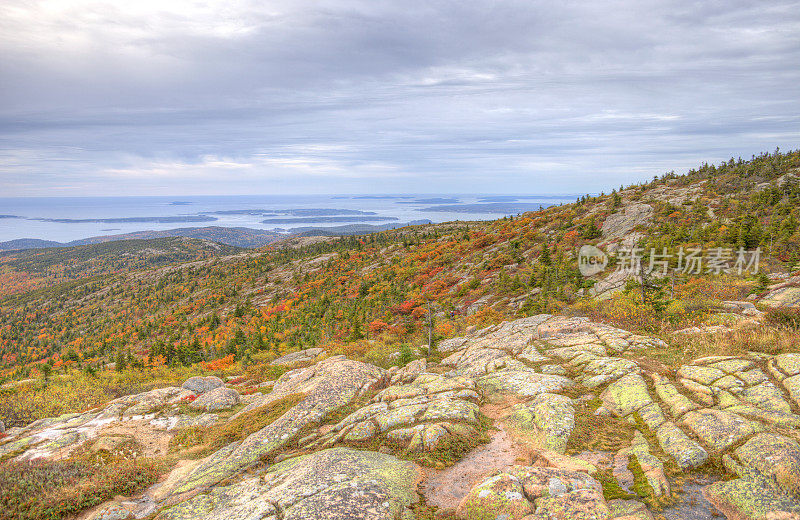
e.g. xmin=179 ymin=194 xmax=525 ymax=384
xmin=540 ymin=244 xmax=552 ymax=266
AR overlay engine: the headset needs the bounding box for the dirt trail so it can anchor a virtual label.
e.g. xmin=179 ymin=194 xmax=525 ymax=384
xmin=421 ymin=403 xmax=528 ymax=511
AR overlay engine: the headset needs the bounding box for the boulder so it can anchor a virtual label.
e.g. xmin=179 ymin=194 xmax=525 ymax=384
xmin=182 ymin=376 xmax=224 ymax=395
xmin=456 ymin=473 xmax=533 ymax=520
xmin=189 ymin=387 xmax=241 ymax=412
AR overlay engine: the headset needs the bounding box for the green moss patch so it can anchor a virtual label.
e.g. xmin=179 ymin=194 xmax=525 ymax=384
xmin=566 ymin=397 xmax=635 ymax=454
xmin=595 ymin=469 xmax=635 ymax=501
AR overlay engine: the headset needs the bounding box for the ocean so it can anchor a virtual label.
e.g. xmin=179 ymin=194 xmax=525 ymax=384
xmin=0 ymin=194 xmax=576 ymax=243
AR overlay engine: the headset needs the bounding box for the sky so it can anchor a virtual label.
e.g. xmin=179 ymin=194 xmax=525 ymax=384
xmin=1 ymin=0 xmax=799 ymax=197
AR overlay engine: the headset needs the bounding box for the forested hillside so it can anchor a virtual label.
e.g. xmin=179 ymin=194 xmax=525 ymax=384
xmin=1 ymin=148 xmax=799 ymax=391
xmin=3 ymin=150 xmax=800 ymax=520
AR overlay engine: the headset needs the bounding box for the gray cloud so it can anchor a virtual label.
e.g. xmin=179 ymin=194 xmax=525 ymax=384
xmin=1 ymin=0 xmax=799 ymax=196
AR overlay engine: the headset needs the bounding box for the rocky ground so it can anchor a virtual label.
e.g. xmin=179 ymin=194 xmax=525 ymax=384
xmin=4 ymin=314 xmax=800 ymax=520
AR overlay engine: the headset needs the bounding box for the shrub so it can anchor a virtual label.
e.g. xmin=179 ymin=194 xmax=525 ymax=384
xmin=397 ymin=344 xmax=414 ymax=366
xmin=244 ymin=362 xmax=289 ymax=382
xmin=765 ymin=307 xmax=800 ymax=329
xmin=0 ymin=366 xmax=204 ymax=428
xmin=0 ymin=458 xmax=159 ymax=520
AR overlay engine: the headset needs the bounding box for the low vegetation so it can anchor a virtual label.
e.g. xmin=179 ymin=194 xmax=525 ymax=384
xmin=2 ymin=149 xmax=800 ymax=433
xmin=169 ymin=393 xmax=305 ymax=456
xmin=0 ymin=458 xmax=160 ymax=520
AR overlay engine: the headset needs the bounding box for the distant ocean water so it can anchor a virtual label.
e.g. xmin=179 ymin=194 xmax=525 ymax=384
xmin=0 ymin=194 xmax=576 ymax=243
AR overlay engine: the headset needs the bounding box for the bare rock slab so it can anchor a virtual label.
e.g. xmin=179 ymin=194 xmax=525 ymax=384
xmin=158 ymin=447 xmax=419 ymax=520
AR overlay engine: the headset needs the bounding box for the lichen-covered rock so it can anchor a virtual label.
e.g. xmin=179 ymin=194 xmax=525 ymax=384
xmin=507 ymin=465 xmax=602 ymax=498
xmin=158 ymin=448 xmax=419 ymax=520
xmin=681 ymin=408 xmax=763 ymax=452
xmin=600 ymin=374 xmax=653 ymax=418
xmin=736 ymin=434 xmax=800 ymax=497
xmin=651 ymin=374 xmax=698 ymax=418
xmin=376 ymin=373 xmax=476 ymax=403
xmin=600 ymin=203 xmax=653 ymax=239
xmin=456 ymin=473 xmax=533 ymax=520
xmin=616 ymin=432 xmax=670 ymax=498
xmin=170 ymin=356 xmax=385 ymax=494
xmin=653 ymin=421 xmax=708 ymax=469
xmin=456 ymin=466 xmax=611 ymax=520
xmin=90 ymin=504 xmax=134 ymax=520
xmin=704 ymin=472 xmax=800 ymax=520
xmin=182 ymin=376 xmax=224 ymax=395
xmin=532 ymin=488 xmax=612 ymax=519
xmin=387 ymin=423 xmax=457 ymax=452
xmin=315 ymin=373 xmax=481 ymax=452
xmin=189 ymin=387 xmax=241 ymax=412
xmin=271 ymin=347 xmax=326 ymax=366
xmin=774 ymin=354 xmax=800 ymax=378
xmin=607 ymin=499 xmax=654 ymax=520
xmin=508 ymin=465 xmax=610 ymax=519
xmin=507 ymin=393 xmax=574 ymax=454
xmin=389 ymin=358 xmax=427 ymax=385
xmin=442 ymin=344 xmax=524 ymax=377
xmin=478 ymin=369 xmax=572 ymax=399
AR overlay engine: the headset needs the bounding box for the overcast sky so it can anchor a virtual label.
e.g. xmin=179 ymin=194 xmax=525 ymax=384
xmin=1 ymin=0 xmax=799 ymax=196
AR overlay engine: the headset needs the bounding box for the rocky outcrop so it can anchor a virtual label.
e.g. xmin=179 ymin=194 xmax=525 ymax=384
xmin=704 ymin=433 xmax=800 ymax=518
xmin=457 ymin=466 xmax=610 ymax=520
xmin=303 ymin=372 xmax=481 ymax=453
xmin=761 ymin=282 xmax=800 ymax=309
xmin=506 ymin=393 xmax=574 ymax=454
xmin=11 ymin=314 xmax=800 ymax=520
xmin=158 ymin=448 xmax=419 ymax=520
xmin=270 ymin=347 xmax=326 ymax=366
xmin=0 ymin=384 xmax=199 ymax=461
xmin=601 ymin=203 xmax=653 ymax=239
xmin=166 ymin=355 xmax=386 ymax=495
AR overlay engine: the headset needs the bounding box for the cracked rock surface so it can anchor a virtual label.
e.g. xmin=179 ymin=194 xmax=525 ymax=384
xmin=8 ymin=314 xmax=800 ymax=520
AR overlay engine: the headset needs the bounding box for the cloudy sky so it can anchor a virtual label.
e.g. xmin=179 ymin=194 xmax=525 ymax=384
xmin=1 ymin=0 xmax=799 ymax=196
